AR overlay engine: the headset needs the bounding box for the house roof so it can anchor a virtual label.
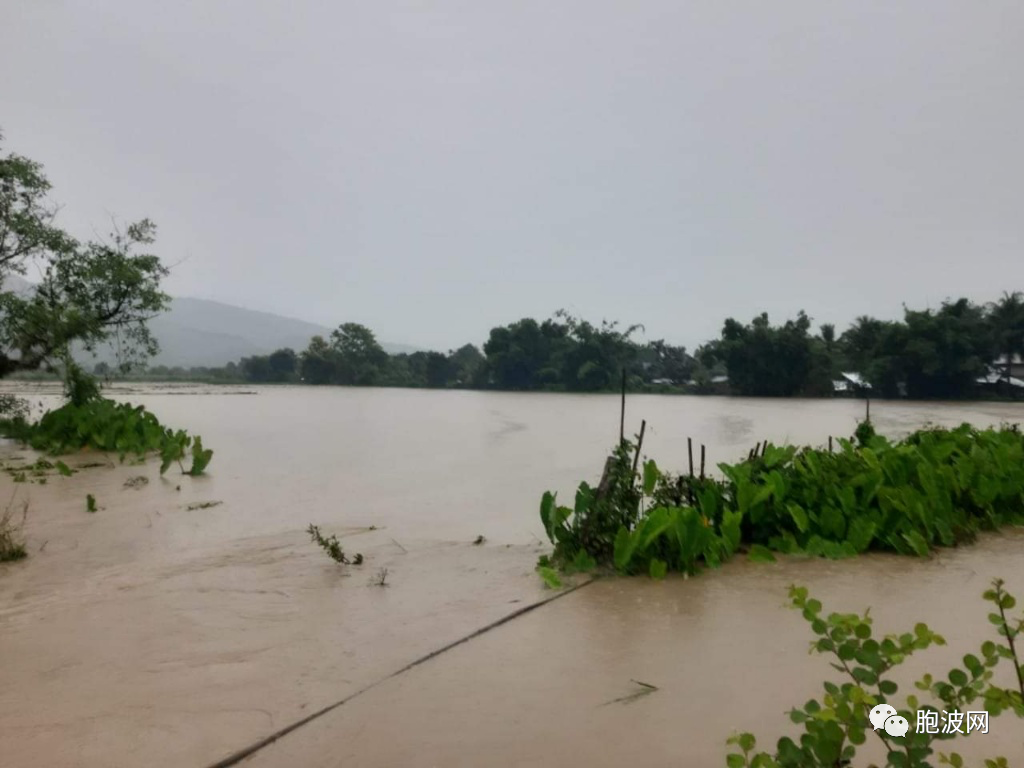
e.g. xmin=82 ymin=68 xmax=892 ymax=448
xmin=994 ymin=354 xmax=1024 ymax=365
xmin=839 ymin=371 xmax=872 ymax=389
xmin=977 ymin=370 xmax=1024 ymax=388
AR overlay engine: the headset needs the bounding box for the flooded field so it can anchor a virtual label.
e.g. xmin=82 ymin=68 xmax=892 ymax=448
xmin=1 ymin=384 xmax=1023 ymax=766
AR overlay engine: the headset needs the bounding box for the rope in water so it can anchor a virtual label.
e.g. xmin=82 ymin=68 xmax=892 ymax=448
xmin=204 ymin=577 xmax=595 ymax=768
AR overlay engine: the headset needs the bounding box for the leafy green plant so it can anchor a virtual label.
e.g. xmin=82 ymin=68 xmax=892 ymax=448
xmin=308 ymin=524 xmax=363 ymax=566
xmin=854 ymin=418 xmax=877 ymax=447
xmin=540 ymin=424 xmax=1024 ymax=582
xmin=541 ymin=437 xmax=644 ymax=566
xmin=726 ymin=580 xmax=1024 ymax=767
xmin=63 ymin=360 xmax=101 ymax=406
xmin=86 ymin=494 xmax=97 ymax=513
xmin=0 ymin=496 xmax=28 ymax=562
xmin=1 ymin=397 xmax=213 ymax=475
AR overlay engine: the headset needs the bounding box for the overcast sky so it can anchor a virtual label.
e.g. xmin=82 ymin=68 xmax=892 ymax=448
xmin=2 ymin=1 xmax=1022 ymax=351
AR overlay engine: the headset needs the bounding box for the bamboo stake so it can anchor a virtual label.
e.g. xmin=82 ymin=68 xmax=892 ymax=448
xmin=631 ymin=419 xmax=647 ymax=477
xmin=619 ymin=368 xmax=626 ymax=444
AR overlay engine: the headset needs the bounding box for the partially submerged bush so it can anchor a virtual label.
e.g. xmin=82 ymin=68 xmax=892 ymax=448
xmin=0 ymin=393 xmax=29 ymax=423
xmin=0 ymin=496 xmax=28 ymax=562
xmin=308 ymin=524 xmax=363 ymax=566
xmin=1 ymin=397 xmax=213 ymax=475
xmin=540 ymin=423 xmax=1024 ymax=579
xmin=726 ymin=579 xmax=1024 ymax=767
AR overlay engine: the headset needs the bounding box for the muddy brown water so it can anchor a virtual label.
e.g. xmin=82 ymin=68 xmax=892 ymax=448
xmin=0 ymin=383 xmax=1022 ymax=767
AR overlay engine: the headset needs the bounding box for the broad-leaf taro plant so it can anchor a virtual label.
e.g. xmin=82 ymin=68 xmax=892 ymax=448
xmin=539 ymin=423 xmax=1024 ymax=583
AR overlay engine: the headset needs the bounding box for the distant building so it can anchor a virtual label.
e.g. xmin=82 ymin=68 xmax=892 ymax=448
xmin=993 ymin=354 xmax=1024 ymax=380
xmin=833 ymin=372 xmax=872 ymax=396
xmin=976 ymin=367 xmax=1024 ymax=394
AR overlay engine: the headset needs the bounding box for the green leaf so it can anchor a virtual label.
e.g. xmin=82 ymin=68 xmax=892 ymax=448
xmin=902 ymin=530 xmax=931 ymax=558
xmin=642 ymin=459 xmax=659 ymax=496
xmin=569 ymin=549 xmax=597 ymax=573
xmin=537 ymin=566 xmax=562 ymax=589
xmin=649 ymin=558 xmax=668 ymax=580
xmin=747 ymin=544 xmax=777 ymax=563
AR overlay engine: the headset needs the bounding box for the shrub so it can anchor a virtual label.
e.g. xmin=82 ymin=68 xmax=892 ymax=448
xmin=1 ymin=397 xmax=213 ymax=475
xmin=726 ymin=579 xmax=1024 ymax=767
xmin=0 ymin=496 xmax=28 ymax=562
xmin=540 ymin=424 xmax=1024 ymax=578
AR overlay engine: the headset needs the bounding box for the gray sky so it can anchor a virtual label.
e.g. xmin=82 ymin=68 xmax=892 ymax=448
xmin=2 ymin=1 xmax=1022 ymax=352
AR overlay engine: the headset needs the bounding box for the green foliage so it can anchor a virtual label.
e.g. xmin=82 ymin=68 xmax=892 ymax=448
xmin=307 ymin=523 xmax=363 ymax=566
xmin=710 ymin=311 xmax=833 ymax=397
xmin=82 ymin=288 xmax=1024 ymax=397
xmin=0 ymin=393 xmax=29 ymax=421
xmin=187 ymin=436 xmax=213 ymax=476
xmin=86 ymin=494 xmax=97 ymax=513
xmin=480 ymin=311 xmax=654 ymax=391
xmin=0 ymin=396 xmax=213 ymax=475
xmin=63 ymin=361 xmax=101 ymax=406
xmin=537 ymin=565 xmax=563 ymax=589
xmin=542 ymin=439 xmax=644 ymax=566
xmin=854 ymin=419 xmax=876 ymax=447
xmin=239 ymin=348 xmax=299 ymax=383
xmin=0 ymin=132 xmax=170 ymax=378
xmin=726 ymin=580 xmax=1024 ymax=767
xmin=541 ymin=423 xmax=1024 ymax=580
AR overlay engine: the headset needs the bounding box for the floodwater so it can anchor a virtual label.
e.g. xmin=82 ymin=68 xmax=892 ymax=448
xmin=0 ymin=383 xmax=1022 ymax=767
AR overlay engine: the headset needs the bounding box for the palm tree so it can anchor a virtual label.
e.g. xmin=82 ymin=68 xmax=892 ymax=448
xmin=987 ymin=292 xmax=1024 ymax=392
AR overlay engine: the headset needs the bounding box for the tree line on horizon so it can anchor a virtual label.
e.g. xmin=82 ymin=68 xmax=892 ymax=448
xmin=125 ymin=293 xmax=1024 ymax=400
xmin=4 ymin=130 xmax=1020 ymax=402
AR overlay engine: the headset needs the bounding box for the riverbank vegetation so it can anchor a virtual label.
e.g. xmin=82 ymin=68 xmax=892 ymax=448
xmin=726 ymin=580 xmax=1024 ymax=768
xmin=0 ymin=368 xmax=213 ymax=475
xmin=77 ymin=293 xmax=1024 ymax=400
xmin=539 ymin=422 xmax=1024 ymax=582
xmin=0 ymin=134 xmax=212 ymax=472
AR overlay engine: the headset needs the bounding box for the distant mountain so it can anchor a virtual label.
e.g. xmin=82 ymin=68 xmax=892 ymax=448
xmin=133 ymin=297 xmax=420 ymax=367
xmin=1 ymin=277 xmax=419 ymax=367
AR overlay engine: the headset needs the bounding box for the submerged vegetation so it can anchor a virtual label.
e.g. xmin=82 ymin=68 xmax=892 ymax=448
xmin=727 ymin=580 xmax=1024 ymax=768
xmin=0 ymin=135 xmax=210 ymax=474
xmin=540 ymin=423 xmax=1024 ymax=580
xmin=0 ymin=496 xmax=28 ymax=562
xmin=1 ymin=395 xmax=213 ymax=475
xmin=308 ymin=524 xmax=364 ymax=566
xmin=0 ymin=363 xmax=213 ymax=475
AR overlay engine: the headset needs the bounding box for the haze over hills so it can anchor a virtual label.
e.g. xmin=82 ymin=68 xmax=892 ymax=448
xmin=2 ymin=276 xmax=420 ymax=368
xmin=140 ymin=297 xmax=419 ymax=368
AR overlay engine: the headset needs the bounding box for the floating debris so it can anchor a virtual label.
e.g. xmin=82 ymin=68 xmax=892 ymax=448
xmin=186 ymin=500 xmax=223 ymax=511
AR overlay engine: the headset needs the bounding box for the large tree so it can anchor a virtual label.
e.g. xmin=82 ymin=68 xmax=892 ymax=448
xmin=329 ymin=322 xmax=388 ymax=385
xmin=0 ymin=133 xmax=169 ymax=376
xmin=988 ymin=291 xmax=1024 ymax=385
xmin=713 ymin=311 xmax=823 ymax=397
